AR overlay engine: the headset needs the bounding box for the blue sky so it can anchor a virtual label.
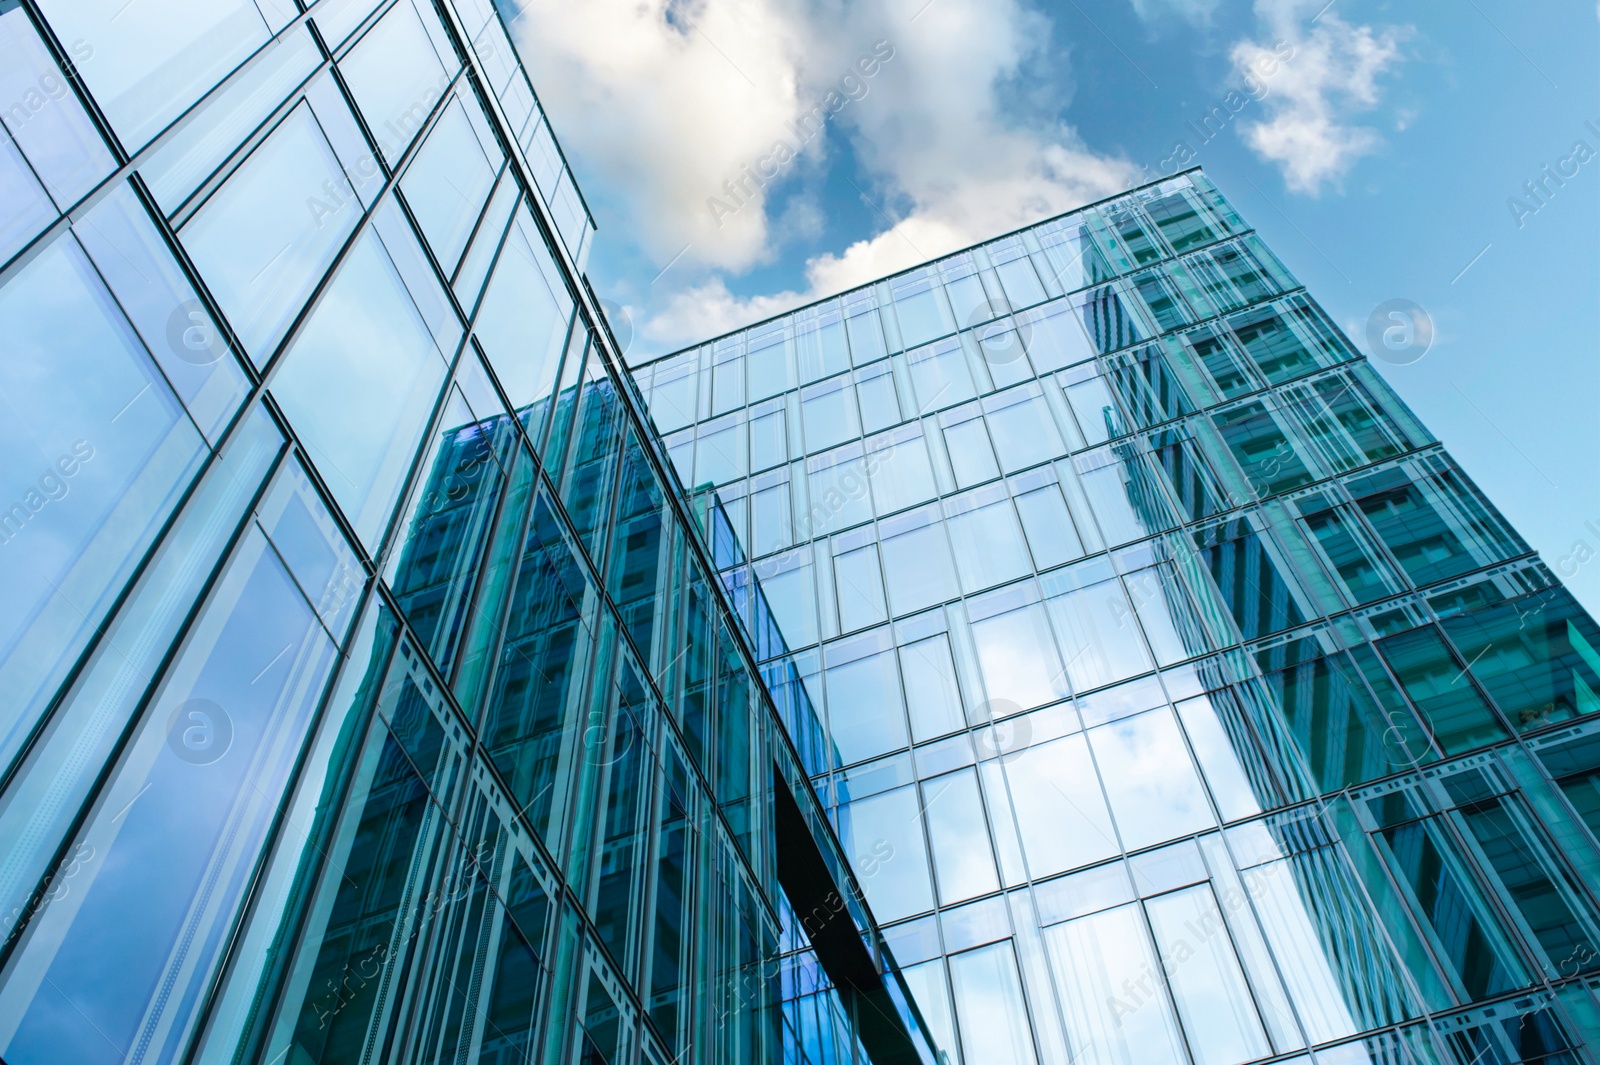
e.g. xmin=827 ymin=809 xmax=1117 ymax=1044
xmin=507 ymin=0 xmax=1600 ymax=616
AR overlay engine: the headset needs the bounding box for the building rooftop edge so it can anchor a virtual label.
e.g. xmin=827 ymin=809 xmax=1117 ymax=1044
xmin=631 ymin=164 xmax=1209 ymax=370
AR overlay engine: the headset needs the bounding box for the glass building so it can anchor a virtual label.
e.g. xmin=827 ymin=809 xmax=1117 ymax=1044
xmin=0 ymin=1 xmax=938 ymax=1064
xmin=634 ymin=171 xmax=1600 ymax=1064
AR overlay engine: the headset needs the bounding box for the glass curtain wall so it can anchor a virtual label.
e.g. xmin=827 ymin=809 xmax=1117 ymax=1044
xmin=635 ymin=169 xmax=1600 ymax=1065
xmin=0 ymin=2 xmax=935 ymax=1064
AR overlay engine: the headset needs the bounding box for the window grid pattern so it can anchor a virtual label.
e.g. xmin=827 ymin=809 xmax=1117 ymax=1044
xmin=0 ymin=2 xmax=935 ymax=1064
xmin=635 ymin=172 xmax=1600 ymax=1065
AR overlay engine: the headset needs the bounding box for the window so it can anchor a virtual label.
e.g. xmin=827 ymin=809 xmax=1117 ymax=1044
xmin=339 ymin=0 xmax=452 ymax=165
xmin=969 ymin=599 xmax=1069 ymax=710
xmin=1145 ymin=886 xmax=1271 ymax=1065
xmin=181 ymin=103 xmax=359 ymax=363
xmin=945 ymin=492 xmax=1032 ymax=593
xmin=949 ymin=941 xmax=1039 ymax=1065
xmin=834 ymin=544 xmax=887 ymax=633
xmin=924 ymin=768 xmax=999 ymax=904
xmin=474 ymin=209 xmax=574 ymax=411
xmin=401 ymin=96 xmax=499 ymax=274
xmin=1089 ymin=708 xmax=1214 ymax=850
xmin=879 ymin=512 xmax=959 ymax=616
xmin=37 ymin=0 xmax=270 ymax=151
xmin=1014 ymin=484 xmax=1082 ymax=571
xmin=900 ymin=634 xmax=965 ymax=741
xmin=1045 ymin=579 xmax=1154 ymax=693
xmin=1001 ymin=734 xmax=1118 ymax=875
xmin=840 ymin=785 xmax=934 ymax=921
xmin=986 ymin=391 xmax=1065 ymax=472
xmin=943 ymin=416 xmax=1000 ymax=489
xmin=824 ymin=644 xmax=909 ymax=764
xmin=801 ymin=377 xmax=860 ymax=452
xmin=269 ymin=229 xmax=448 ymax=548
xmin=1045 ymin=903 xmax=1188 ymax=1065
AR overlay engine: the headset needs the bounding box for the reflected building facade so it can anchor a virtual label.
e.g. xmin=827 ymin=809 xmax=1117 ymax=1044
xmin=634 ymin=171 xmax=1600 ymax=1064
xmin=0 ymin=1 xmax=936 ymax=1064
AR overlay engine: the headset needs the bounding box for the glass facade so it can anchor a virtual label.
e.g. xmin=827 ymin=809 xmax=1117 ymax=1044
xmin=0 ymin=2 xmax=936 ymax=1064
xmin=636 ymin=171 xmax=1600 ymax=1064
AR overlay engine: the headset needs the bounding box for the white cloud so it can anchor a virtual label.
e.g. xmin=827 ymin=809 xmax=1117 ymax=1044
xmin=1231 ymin=0 xmax=1409 ymax=194
xmin=508 ymin=0 xmax=1137 ymax=351
xmin=503 ymin=0 xmax=808 ymax=271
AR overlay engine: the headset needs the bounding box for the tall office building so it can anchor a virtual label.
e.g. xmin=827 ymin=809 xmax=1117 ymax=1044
xmin=0 ymin=1 xmax=937 ymax=1064
xmin=634 ymin=171 xmax=1600 ymax=1064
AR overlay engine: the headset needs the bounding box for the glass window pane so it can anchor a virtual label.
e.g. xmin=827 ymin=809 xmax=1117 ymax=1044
xmin=337 ymin=0 xmax=450 ymax=165
xmin=1065 ymin=375 xmax=1123 ymax=446
xmin=835 ymin=544 xmax=887 ymax=633
xmin=802 ymin=380 xmax=860 ymax=453
xmin=946 ymin=497 xmax=1031 ymax=594
xmin=759 ymin=561 xmax=817 ymax=648
xmin=944 ymin=418 xmax=1000 ymax=489
xmin=751 ymin=484 xmax=791 ymax=557
xmin=867 ymin=432 xmax=937 ymax=516
xmin=1089 ymin=708 xmax=1214 ymax=850
xmin=924 ymin=768 xmax=999 ymax=905
xmin=0 ymin=136 xmax=56 ymax=264
xmin=74 ymin=184 xmax=249 ymax=440
xmin=694 ymin=423 xmax=745 ymax=487
xmin=840 ymin=785 xmax=934 ymax=921
xmin=900 ymin=634 xmax=965 ymax=742
xmin=36 ymin=0 xmax=269 ymax=151
xmin=401 ymin=96 xmax=498 ymax=274
xmin=750 ymin=409 xmax=786 ymax=470
xmin=181 ymin=103 xmax=359 ymax=363
xmin=269 ymin=229 xmax=449 ymax=548
xmin=1045 ymin=579 xmax=1154 ymax=693
xmin=1021 ymin=303 xmax=1095 ymax=371
xmin=987 ymin=394 xmax=1064 ymax=473
xmin=1002 ymin=734 xmax=1118 ymax=875
xmin=0 ymin=528 xmax=337 ymax=1065
xmin=907 ymin=340 xmax=975 ymax=410
xmin=948 ymin=941 xmax=1039 ymax=1065
xmin=880 ymin=519 xmax=959 ymax=617
xmin=825 ymin=648 xmax=908 ymax=765
xmin=1145 ymin=886 xmax=1271 ymax=1065
xmin=474 ymin=209 xmax=574 ymax=411
xmin=900 ymin=960 xmax=957 ymax=1061
xmin=1176 ymin=696 xmax=1264 ymax=822
xmin=0 ymin=9 xmax=115 ymax=208
xmin=894 ymin=281 xmax=955 ymax=349
xmin=1014 ymin=485 xmax=1083 ymax=571
xmin=1045 ymin=903 xmax=1188 ymax=1065
xmin=807 ymin=452 xmax=874 ymax=535
xmin=136 ymin=26 xmax=321 ymax=214
xmin=0 ymin=236 xmax=207 ymax=773
xmin=970 ymin=602 xmax=1069 ymax=711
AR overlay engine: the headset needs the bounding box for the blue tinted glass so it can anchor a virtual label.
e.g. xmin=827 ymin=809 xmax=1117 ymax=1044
xmin=137 ymin=26 xmax=321 ymax=214
xmin=181 ymin=103 xmax=360 ymax=363
xmin=0 ymin=235 xmax=206 ymax=773
xmin=401 ymin=96 xmax=498 ymax=274
xmin=338 ymin=0 xmax=451 ymax=166
xmin=0 ymin=528 xmax=336 ymax=1065
xmin=0 ymin=136 xmax=56 ymax=263
xmin=474 ymin=210 xmax=573 ymax=410
xmin=75 ymin=183 xmax=249 ymax=440
xmin=269 ymin=229 xmax=449 ymax=549
xmin=36 ymin=0 xmax=269 ymax=151
xmin=825 ymin=647 xmax=908 ymax=764
xmin=0 ymin=9 xmax=115 ymax=208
